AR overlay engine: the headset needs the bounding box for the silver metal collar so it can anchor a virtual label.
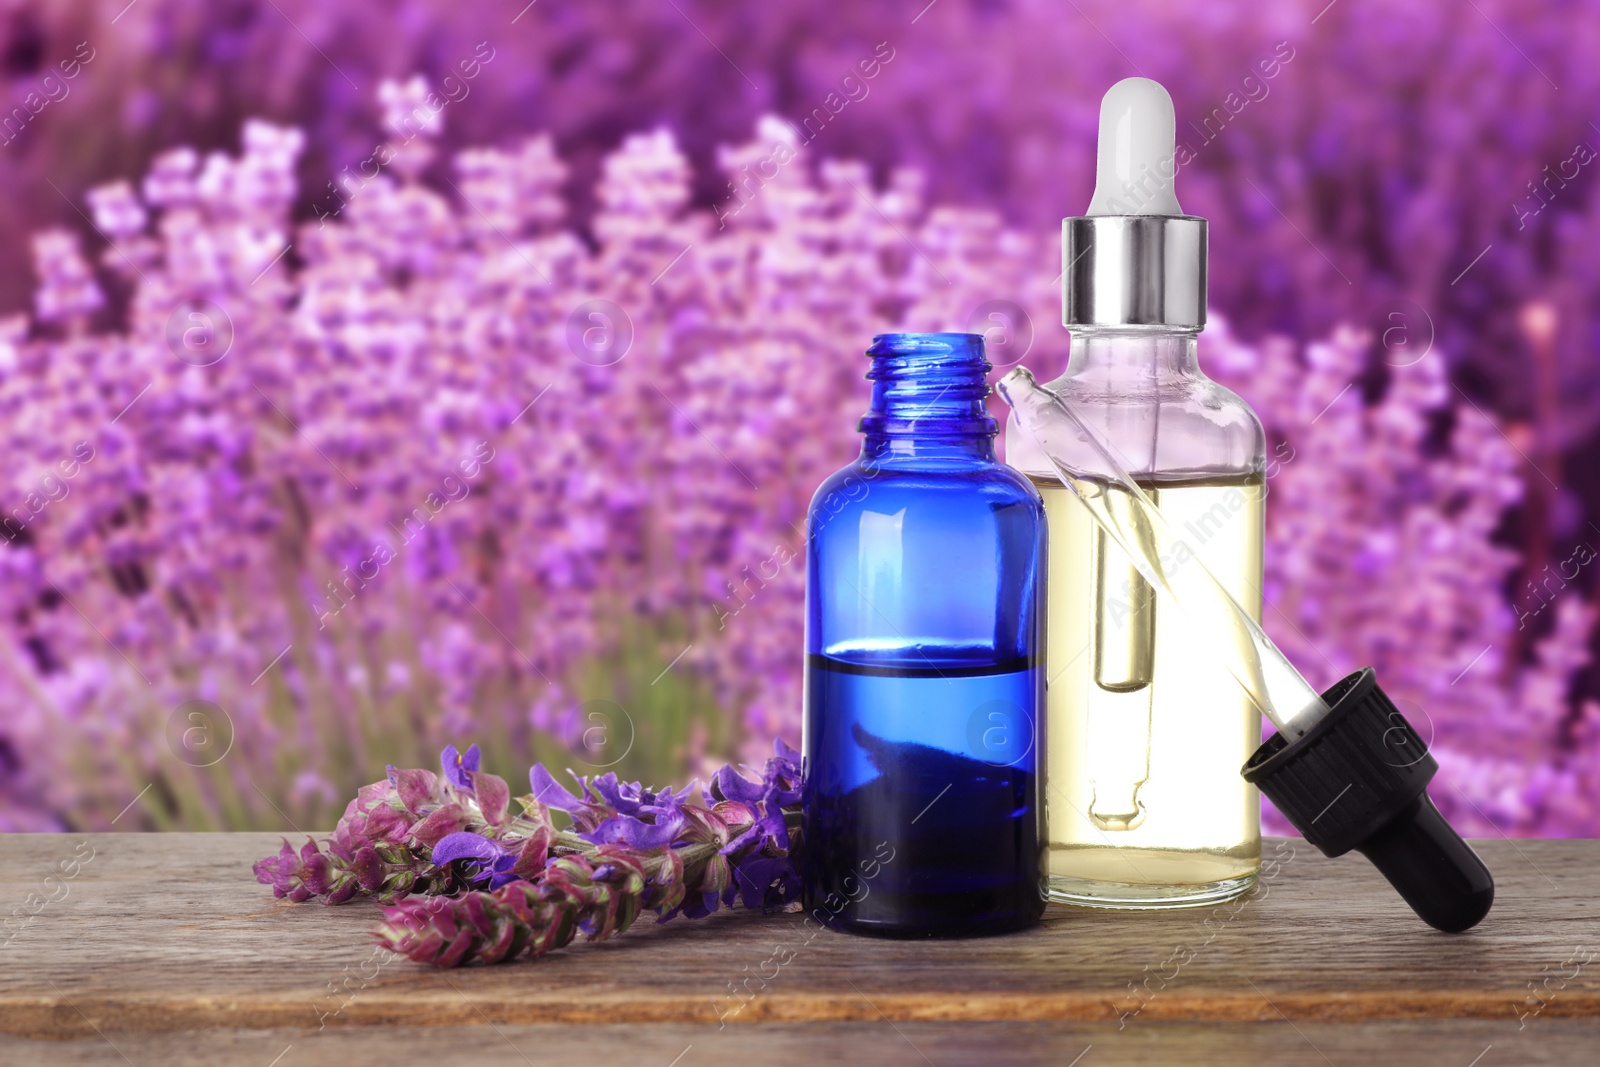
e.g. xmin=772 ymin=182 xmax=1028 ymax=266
xmin=1063 ymin=215 xmax=1207 ymax=328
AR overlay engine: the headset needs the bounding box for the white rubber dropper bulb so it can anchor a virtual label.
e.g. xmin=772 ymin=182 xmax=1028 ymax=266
xmin=1085 ymin=77 xmax=1183 ymax=216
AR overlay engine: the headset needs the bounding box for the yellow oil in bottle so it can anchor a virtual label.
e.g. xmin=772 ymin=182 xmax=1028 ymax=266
xmin=1032 ymin=472 xmax=1263 ymax=907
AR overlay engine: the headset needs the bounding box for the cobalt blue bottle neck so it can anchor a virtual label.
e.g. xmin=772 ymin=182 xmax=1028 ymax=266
xmin=858 ymin=333 xmax=997 ymax=462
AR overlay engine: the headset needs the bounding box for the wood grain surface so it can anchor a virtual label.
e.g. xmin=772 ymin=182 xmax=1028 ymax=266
xmin=1 ymin=833 xmax=1596 ymax=1065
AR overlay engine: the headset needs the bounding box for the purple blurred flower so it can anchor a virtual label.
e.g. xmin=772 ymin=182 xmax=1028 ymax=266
xmin=4 ymin=54 xmax=1595 ymax=845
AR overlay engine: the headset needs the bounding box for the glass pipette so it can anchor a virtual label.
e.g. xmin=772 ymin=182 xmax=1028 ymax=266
xmin=998 ymin=366 xmax=1328 ymax=740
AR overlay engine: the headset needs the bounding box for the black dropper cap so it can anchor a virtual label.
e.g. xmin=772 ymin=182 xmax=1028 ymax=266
xmin=1241 ymin=668 xmax=1494 ymax=933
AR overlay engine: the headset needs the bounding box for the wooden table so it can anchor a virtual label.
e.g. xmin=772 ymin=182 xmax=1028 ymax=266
xmin=2 ymin=834 xmax=1596 ymax=1065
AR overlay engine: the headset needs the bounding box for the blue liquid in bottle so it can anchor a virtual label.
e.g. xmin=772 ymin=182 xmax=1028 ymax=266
xmin=802 ymin=333 xmax=1046 ymax=937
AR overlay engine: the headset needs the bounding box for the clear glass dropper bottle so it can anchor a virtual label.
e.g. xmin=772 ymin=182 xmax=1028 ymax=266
xmin=1006 ymin=78 xmax=1263 ymax=908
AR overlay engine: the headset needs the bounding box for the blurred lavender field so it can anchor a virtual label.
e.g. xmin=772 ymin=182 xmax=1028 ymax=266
xmin=0 ymin=0 xmax=1597 ymax=836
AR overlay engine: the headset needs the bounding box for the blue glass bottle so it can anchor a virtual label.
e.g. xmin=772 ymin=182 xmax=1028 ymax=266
xmin=802 ymin=332 xmax=1046 ymax=937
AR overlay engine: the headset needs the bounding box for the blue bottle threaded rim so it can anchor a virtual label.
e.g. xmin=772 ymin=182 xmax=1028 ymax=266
xmin=860 ymin=332 xmax=995 ymax=438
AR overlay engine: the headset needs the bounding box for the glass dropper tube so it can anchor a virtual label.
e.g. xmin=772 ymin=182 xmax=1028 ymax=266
xmin=999 ymin=367 xmax=1329 ymax=740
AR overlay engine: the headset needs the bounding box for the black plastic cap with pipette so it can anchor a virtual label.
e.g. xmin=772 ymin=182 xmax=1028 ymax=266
xmin=1242 ymin=668 xmax=1494 ymax=933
